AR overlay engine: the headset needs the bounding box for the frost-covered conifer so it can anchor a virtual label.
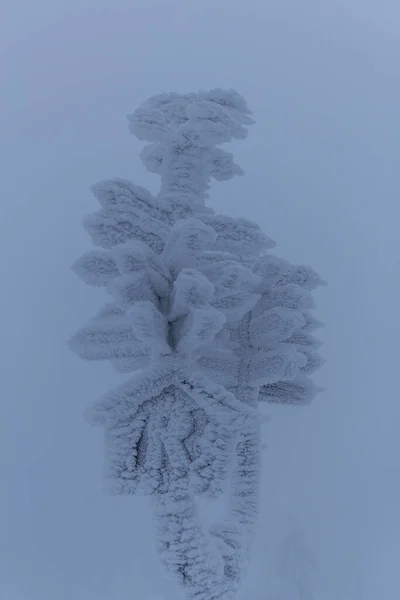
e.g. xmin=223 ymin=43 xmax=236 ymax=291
xmin=271 ymin=518 xmax=318 ymax=600
xmin=70 ymin=88 xmax=325 ymax=600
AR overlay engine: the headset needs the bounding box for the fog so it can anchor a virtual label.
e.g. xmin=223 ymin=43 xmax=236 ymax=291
xmin=1 ymin=1 xmax=399 ymax=598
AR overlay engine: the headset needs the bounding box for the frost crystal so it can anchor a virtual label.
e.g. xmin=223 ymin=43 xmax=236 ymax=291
xmin=70 ymin=88 xmax=325 ymax=600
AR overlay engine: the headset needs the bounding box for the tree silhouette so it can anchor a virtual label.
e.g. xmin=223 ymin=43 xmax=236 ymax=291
xmin=70 ymin=89 xmax=324 ymax=600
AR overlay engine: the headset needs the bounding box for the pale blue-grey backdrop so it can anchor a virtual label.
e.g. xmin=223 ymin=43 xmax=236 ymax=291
xmin=1 ymin=1 xmax=399 ymax=598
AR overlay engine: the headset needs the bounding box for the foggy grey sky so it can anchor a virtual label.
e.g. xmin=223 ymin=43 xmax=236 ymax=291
xmin=1 ymin=1 xmax=399 ymax=598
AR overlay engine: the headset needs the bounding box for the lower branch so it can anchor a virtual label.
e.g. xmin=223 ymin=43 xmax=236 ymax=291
xmin=152 ymin=474 xmax=237 ymax=600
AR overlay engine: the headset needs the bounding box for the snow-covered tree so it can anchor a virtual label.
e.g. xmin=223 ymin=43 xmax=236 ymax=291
xmin=270 ymin=517 xmax=318 ymax=600
xmin=70 ymin=89 xmax=325 ymax=600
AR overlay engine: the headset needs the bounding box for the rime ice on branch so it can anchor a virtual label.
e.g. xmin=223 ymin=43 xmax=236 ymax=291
xmin=70 ymin=88 xmax=325 ymax=600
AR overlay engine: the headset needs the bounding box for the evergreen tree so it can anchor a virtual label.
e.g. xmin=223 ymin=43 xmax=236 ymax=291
xmin=70 ymin=89 xmax=325 ymax=600
xmin=271 ymin=518 xmax=317 ymax=600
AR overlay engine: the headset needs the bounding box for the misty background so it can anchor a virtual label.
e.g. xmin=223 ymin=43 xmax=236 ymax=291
xmin=1 ymin=1 xmax=399 ymax=598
